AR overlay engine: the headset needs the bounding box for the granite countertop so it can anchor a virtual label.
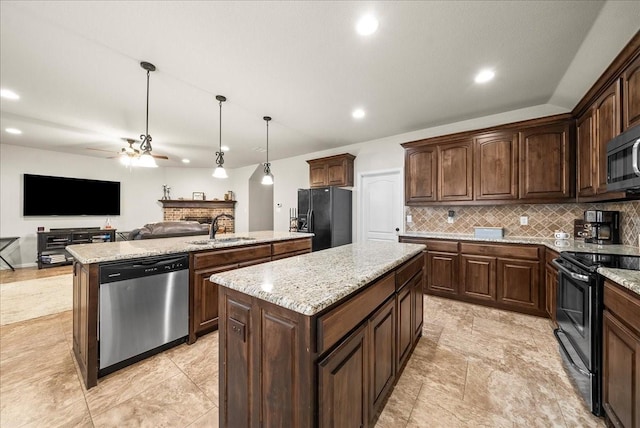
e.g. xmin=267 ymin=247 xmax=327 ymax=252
xmin=400 ymin=232 xmax=640 ymax=256
xmin=66 ymin=231 xmax=314 ymax=264
xmin=598 ymin=268 xmax=640 ymax=295
xmin=210 ymin=241 xmax=426 ymax=316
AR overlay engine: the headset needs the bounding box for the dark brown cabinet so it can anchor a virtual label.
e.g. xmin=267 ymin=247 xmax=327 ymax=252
xmin=368 ymin=297 xmax=396 ymax=419
xmin=405 ymin=145 xmax=437 ymax=204
xmin=438 ymin=139 xmax=473 ymax=201
xmin=427 ymin=251 xmax=458 ymax=296
xmin=396 ymin=284 xmax=413 ymax=370
xmin=460 ymin=254 xmax=496 ymax=301
xmin=474 ymin=132 xmax=518 ymax=200
xmin=519 ymin=122 xmax=573 ymax=200
xmin=307 ymin=153 xmax=355 ymax=188
xmin=496 ymin=258 xmax=540 ymax=311
xmin=594 ymin=81 xmax=621 ymax=193
xmin=577 ymin=109 xmax=597 ymax=197
xmin=544 ymin=249 xmax=559 ymax=326
xmin=603 ymin=280 xmax=640 ymax=428
xmin=319 ymin=324 xmax=368 ymax=428
xmin=623 ymin=53 xmax=640 ymax=131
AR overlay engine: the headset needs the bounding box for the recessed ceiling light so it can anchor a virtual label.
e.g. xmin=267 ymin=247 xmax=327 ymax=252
xmin=5 ymin=128 xmax=22 ymax=134
xmin=182 ymin=159 xmax=190 ymax=164
xmin=356 ymin=15 xmax=378 ymax=36
xmin=221 ymin=145 xmax=229 ymax=152
xmin=352 ymin=109 xmax=365 ymax=119
xmin=474 ymin=69 xmax=495 ymax=84
xmin=0 ymin=89 xmax=20 ymax=100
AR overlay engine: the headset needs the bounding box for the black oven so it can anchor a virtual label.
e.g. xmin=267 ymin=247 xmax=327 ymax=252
xmin=553 ymin=252 xmax=640 ymax=417
xmin=607 ymin=124 xmax=640 ymax=192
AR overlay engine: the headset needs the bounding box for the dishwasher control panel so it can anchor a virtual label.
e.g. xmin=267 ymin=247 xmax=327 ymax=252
xmin=99 ymin=254 xmax=189 ymax=284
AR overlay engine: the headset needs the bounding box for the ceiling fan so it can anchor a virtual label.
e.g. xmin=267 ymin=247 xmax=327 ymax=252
xmin=86 ymin=138 xmax=169 ymax=165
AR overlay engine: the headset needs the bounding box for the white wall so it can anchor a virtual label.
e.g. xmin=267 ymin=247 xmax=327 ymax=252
xmin=0 ymin=103 xmax=567 ymax=268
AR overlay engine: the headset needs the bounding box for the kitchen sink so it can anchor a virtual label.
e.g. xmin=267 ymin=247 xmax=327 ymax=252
xmin=188 ymin=237 xmax=256 ymax=245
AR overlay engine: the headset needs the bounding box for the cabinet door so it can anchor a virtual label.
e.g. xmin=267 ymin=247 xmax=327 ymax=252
xmin=193 ymin=264 xmax=237 ymax=336
xmin=427 ymin=251 xmax=458 ymax=296
xmin=309 ymin=163 xmax=328 ymax=188
xmin=438 ymin=140 xmax=473 ymax=201
xmin=603 ymin=310 xmax=640 ymax=428
xmin=327 ymin=159 xmax=347 ymax=187
xmin=519 ymin=122 xmax=572 ymax=200
xmin=545 ymin=264 xmax=558 ymax=325
xmin=576 ymin=110 xmax=596 ymax=197
xmin=496 ymin=258 xmax=540 ymax=311
xmin=405 ymin=146 xmax=437 ymax=204
xmin=594 ymin=81 xmax=621 ymax=194
xmin=368 ymin=297 xmax=396 ymax=419
xmin=319 ymin=324 xmax=368 ymax=428
xmin=460 ymin=255 xmax=496 ymax=301
xmin=474 ymin=132 xmax=518 ymax=200
xmin=623 ymin=53 xmax=640 ymax=131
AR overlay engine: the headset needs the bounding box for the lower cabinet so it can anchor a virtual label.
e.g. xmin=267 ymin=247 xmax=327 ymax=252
xmin=319 ymin=324 xmax=369 ymax=428
xmin=368 ymin=297 xmax=396 ymax=422
xmin=603 ymin=280 xmax=640 ymax=428
xmin=496 ymin=258 xmax=540 ymax=310
xmin=460 ymin=254 xmax=496 ymax=301
xmin=189 ymin=239 xmax=311 ymax=343
xmin=427 ymin=251 xmax=459 ymax=296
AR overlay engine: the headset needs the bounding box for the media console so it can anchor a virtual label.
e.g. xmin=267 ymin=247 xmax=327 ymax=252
xmin=37 ymin=228 xmax=115 ymax=269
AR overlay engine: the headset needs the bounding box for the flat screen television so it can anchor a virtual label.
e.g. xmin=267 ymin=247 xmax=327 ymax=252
xmin=23 ymin=174 xmax=121 ymax=216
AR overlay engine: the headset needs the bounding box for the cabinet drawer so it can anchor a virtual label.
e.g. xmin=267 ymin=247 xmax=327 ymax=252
xmin=426 ymin=240 xmax=458 ymax=253
xmin=460 ymin=242 xmax=539 ymax=260
xmin=396 ymin=253 xmax=424 ymax=290
xmin=272 ymin=239 xmax=311 ymax=256
xmin=272 ymin=249 xmax=310 ymax=261
xmin=317 ymin=272 xmax=395 ymax=354
xmin=604 ymin=280 xmax=640 ymax=335
xmin=193 ymin=244 xmax=271 ymax=269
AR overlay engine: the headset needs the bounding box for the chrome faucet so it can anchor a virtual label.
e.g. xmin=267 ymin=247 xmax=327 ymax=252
xmin=210 ymin=213 xmax=235 ymax=239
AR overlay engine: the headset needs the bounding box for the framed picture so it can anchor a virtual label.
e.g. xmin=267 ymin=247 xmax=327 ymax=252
xmin=192 ymin=192 xmax=205 ymax=200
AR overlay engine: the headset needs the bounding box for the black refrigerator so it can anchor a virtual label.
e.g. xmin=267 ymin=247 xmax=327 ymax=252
xmin=297 ymin=187 xmax=352 ymax=252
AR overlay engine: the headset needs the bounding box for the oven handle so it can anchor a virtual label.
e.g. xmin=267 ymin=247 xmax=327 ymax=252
xmin=553 ymin=329 xmax=590 ymax=377
xmin=552 ymin=258 xmax=590 ymax=282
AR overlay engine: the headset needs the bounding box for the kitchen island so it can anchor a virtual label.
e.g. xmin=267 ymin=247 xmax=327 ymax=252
xmin=210 ymin=241 xmax=426 ymax=428
xmin=66 ymin=231 xmax=313 ymax=389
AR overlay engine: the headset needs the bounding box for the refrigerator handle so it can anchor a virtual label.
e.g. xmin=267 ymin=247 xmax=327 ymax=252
xmin=309 ymin=210 xmax=314 ymax=232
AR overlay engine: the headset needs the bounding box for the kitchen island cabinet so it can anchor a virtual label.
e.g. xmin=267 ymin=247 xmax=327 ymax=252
xmin=66 ymin=231 xmax=313 ymax=389
xmin=211 ymin=241 xmax=425 ymax=428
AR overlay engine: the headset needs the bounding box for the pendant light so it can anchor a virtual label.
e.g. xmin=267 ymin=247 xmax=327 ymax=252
xmin=212 ymin=95 xmax=228 ymax=178
xmin=261 ymin=116 xmax=274 ymax=185
xmin=138 ymin=61 xmax=158 ymax=168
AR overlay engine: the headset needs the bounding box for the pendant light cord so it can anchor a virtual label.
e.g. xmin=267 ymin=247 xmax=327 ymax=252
xmin=140 ymin=68 xmax=153 ymax=152
xmin=265 ymin=119 xmax=269 ymax=164
xmin=216 ymin=98 xmax=224 ymax=166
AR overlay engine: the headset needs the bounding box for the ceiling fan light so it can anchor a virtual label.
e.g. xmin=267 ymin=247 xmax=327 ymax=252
xmin=138 ymin=152 xmax=158 ymax=168
xmin=212 ymin=166 xmax=228 ymax=179
xmin=119 ymin=154 xmax=132 ymax=166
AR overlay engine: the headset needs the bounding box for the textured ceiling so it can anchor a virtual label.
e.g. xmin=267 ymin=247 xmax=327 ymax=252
xmin=0 ymin=1 xmax=638 ymax=168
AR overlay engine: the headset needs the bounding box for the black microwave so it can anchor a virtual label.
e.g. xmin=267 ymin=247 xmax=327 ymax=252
xmin=607 ymin=124 xmax=640 ymax=192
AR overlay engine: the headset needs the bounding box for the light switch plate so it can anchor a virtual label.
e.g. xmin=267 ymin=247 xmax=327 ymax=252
xmin=406 ymin=215 xmax=412 ymax=223
xmin=520 ymin=216 xmax=529 ymax=226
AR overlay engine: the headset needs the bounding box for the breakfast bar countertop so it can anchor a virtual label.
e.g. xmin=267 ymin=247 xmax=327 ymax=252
xmin=66 ymin=230 xmax=314 ymax=264
xmin=210 ymin=241 xmax=426 ymax=316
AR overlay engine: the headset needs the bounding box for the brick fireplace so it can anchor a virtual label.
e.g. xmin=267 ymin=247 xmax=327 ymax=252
xmin=159 ymin=200 xmax=236 ymax=233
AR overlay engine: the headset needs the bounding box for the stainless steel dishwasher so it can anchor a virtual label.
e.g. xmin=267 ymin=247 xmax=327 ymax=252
xmin=98 ymin=253 xmax=189 ymax=376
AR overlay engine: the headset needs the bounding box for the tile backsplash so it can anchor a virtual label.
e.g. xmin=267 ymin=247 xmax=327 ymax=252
xmin=406 ymin=200 xmax=640 ymax=247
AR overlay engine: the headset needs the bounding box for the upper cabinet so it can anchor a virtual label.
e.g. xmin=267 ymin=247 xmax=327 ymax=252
xmin=623 ymin=53 xmax=640 ymax=131
xmin=519 ymin=121 xmax=573 ymax=200
xmin=403 ymin=116 xmax=574 ymax=205
xmin=474 ymin=132 xmax=518 ymax=200
xmin=307 ymin=153 xmax=355 ymax=188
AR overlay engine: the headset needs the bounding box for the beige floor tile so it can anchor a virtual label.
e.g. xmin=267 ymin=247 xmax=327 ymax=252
xmin=85 ymin=353 xmax=183 ymax=416
xmin=374 ymin=380 xmax=421 ymax=427
xmin=498 ymin=310 xmax=552 ymax=333
xmin=0 ymin=350 xmax=86 ymax=427
xmin=21 ymin=396 xmax=93 ymax=428
xmin=471 ymin=316 xmax=538 ymax=346
xmin=0 ymin=312 xmax=66 ymax=362
xmin=404 ymin=344 xmax=468 ymax=400
xmin=91 ymin=373 xmax=214 ymax=428
xmin=187 ymin=405 xmax=219 ymax=428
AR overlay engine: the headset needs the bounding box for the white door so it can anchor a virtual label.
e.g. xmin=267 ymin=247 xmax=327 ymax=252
xmin=360 ymin=169 xmax=403 ymax=242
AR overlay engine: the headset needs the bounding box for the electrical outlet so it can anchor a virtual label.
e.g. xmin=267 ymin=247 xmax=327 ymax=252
xmin=520 ymin=216 xmax=529 ymax=226
xmin=447 ymin=217 xmax=454 ymax=224
xmin=406 ymin=215 xmax=412 ymax=223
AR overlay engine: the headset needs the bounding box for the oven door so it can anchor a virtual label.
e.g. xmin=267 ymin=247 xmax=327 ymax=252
xmin=553 ymin=259 xmax=593 ymax=370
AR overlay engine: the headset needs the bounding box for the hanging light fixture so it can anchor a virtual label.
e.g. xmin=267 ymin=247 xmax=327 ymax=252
xmin=212 ymin=95 xmax=228 ymax=178
xmin=261 ymin=116 xmax=274 ymax=185
xmin=137 ymin=61 xmax=158 ymax=168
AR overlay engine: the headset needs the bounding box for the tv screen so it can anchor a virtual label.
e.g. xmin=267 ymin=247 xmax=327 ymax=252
xmin=23 ymin=174 xmax=121 ymax=216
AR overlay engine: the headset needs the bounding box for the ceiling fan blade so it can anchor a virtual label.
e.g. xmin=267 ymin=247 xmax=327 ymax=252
xmin=86 ymin=147 xmax=117 ymax=153
xmin=152 ymin=154 xmax=169 ymax=160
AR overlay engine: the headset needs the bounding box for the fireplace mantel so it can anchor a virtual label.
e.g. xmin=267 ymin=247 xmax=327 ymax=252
xmin=158 ymin=200 xmax=236 ymax=209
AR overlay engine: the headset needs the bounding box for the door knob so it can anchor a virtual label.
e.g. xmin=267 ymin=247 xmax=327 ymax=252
xmin=395 ymin=228 xmax=400 ymax=232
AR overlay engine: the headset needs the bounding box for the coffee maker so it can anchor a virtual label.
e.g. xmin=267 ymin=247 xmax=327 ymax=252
xmin=583 ymin=210 xmax=621 ymax=245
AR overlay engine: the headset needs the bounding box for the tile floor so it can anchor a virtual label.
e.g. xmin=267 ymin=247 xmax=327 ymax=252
xmin=0 ymin=295 xmax=605 ymax=427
